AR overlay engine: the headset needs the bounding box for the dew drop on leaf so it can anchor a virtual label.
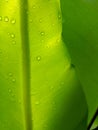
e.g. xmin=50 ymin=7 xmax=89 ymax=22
xmin=4 ymin=16 xmax=9 ymax=22
xmin=12 ymin=78 xmax=16 ymax=82
xmin=39 ymin=18 xmax=42 ymax=23
xmin=12 ymin=41 xmax=16 ymax=45
xmin=40 ymin=32 xmax=45 ymax=36
xmin=11 ymin=19 xmax=16 ymax=24
xmin=9 ymin=72 xmax=13 ymax=77
xmin=8 ymin=89 xmax=11 ymax=93
xmin=35 ymin=101 xmax=40 ymax=105
xmin=36 ymin=56 xmax=41 ymax=61
xmin=0 ymin=16 xmax=2 ymax=21
xmin=32 ymin=5 xmax=36 ymax=9
xmin=10 ymin=33 xmax=15 ymax=38
xmin=58 ymin=15 xmax=61 ymax=19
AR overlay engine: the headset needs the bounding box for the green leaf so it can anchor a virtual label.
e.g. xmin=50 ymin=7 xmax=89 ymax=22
xmin=0 ymin=0 xmax=88 ymax=130
xmin=88 ymin=109 xmax=98 ymax=130
xmin=61 ymin=0 xmax=98 ymax=124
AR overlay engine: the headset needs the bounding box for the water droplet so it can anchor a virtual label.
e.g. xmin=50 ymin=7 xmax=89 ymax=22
xmin=58 ymin=13 xmax=61 ymax=20
xmin=58 ymin=16 xmax=61 ymax=19
xmin=12 ymin=78 xmax=16 ymax=82
xmin=36 ymin=56 xmax=41 ymax=61
xmin=40 ymin=32 xmax=45 ymax=36
xmin=32 ymin=5 xmax=36 ymax=9
xmin=10 ymin=33 xmax=15 ymax=38
xmin=39 ymin=19 xmax=42 ymax=23
xmin=8 ymin=89 xmax=11 ymax=93
xmin=9 ymin=72 xmax=13 ymax=77
xmin=35 ymin=101 xmax=40 ymax=105
xmin=12 ymin=41 xmax=16 ymax=45
xmin=4 ymin=16 xmax=9 ymax=22
xmin=0 ymin=16 xmax=2 ymax=21
xmin=11 ymin=19 xmax=16 ymax=24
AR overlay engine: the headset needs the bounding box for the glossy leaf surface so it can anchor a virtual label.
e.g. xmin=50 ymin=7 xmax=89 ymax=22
xmin=61 ymin=0 xmax=98 ymax=124
xmin=0 ymin=0 xmax=88 ymax=130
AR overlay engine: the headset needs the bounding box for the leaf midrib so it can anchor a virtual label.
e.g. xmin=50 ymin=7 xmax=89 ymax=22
xmin=20 ymin=0 xmax=32 ymax=130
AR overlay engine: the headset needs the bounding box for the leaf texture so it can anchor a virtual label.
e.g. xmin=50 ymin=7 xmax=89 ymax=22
xmin=0 ymin=0 xmax=88 ymax=130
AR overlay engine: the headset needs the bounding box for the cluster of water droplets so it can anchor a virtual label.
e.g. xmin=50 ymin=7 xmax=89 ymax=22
xmin=0 ymin=16 xmax=16 ymax=24
xmin=8 ymin=72 xmax=16 ymax=83
xmin=8 ymin=32 xmax=16 ymax=46
xmin=0 ymin=16 xmax=16 ymax=46
xmin=8 ymin=72 xmax=16 ymax=100
xmin=8 ymin=88 xmax=16 ymax=101
xmin=29 ymin=3 xmax=62 ymax=62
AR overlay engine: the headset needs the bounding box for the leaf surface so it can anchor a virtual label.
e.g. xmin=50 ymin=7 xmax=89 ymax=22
xmin=61 ymin=0 xmax=98 ymax=124
xmin=0 ymin=0 xmax=88 ymax=130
